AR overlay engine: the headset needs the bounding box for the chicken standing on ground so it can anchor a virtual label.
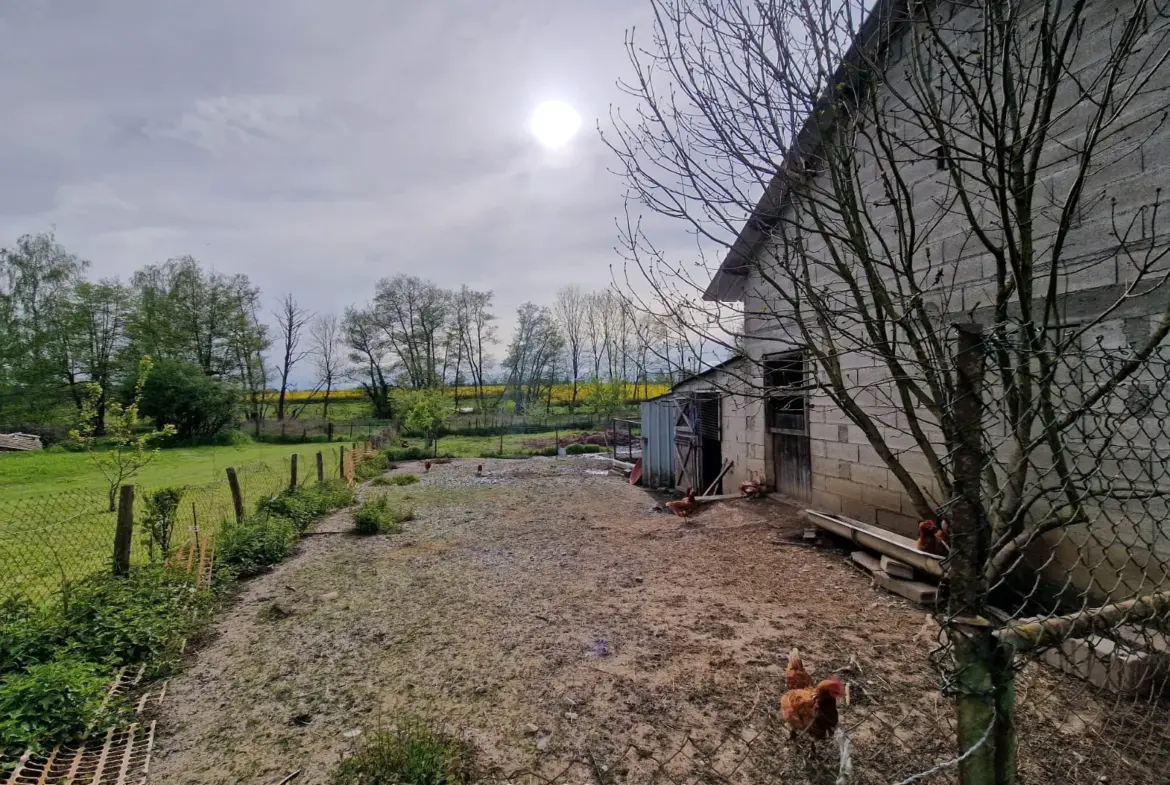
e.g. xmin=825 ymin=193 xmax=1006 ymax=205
xmin=665 ymin=487 xmax=699 ymax=519
xmin=781 ymin=677 xmax=847 ymax=751
xmin=424 ymin=460 xmax=432 ymax=472
xmin=475 ymin=464 xmax=483 ymax=476
xmin=738 ymin=479 xmax=763 ymax=499
xmin=785 ymin=648 xmax=815 ymax=690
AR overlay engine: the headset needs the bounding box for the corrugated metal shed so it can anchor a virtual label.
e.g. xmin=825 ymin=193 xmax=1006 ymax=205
xmin=640 ymin=397 xmax=677 ymax=489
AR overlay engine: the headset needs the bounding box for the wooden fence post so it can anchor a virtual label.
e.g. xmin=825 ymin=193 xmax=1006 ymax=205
xmin=226 ymin=467 xmax=245 ymax=523
xmin=114 ymin=484 xmax=135 ymax=576
xmin=316 ymin=451 xmax=325 ymax=483
xmin=290 ymin=454 xmax=299 ymax=490
xmin=339 ymin=446 xmax=347 ymax=479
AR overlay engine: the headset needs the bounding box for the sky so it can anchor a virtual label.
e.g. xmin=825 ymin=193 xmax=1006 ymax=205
xmin=0 ymin=0 xmax=697 ymax=379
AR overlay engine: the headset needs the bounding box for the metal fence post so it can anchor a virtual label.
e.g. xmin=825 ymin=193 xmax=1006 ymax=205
xmin=113 ymin=484 xmax=135 ymax=576
xmin=226 ymin=467 xmax=245 ymax=523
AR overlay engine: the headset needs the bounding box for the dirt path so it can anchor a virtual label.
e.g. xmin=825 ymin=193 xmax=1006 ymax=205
xmin=149 ymin=457 xmax=1141 ymax=785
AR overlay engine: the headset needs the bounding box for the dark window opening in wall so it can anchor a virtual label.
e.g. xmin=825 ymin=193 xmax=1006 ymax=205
xmin=765 ymin=351 xmax=807 ymax=432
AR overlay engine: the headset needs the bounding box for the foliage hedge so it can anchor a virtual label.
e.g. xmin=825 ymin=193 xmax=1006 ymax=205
xmin=0 ymin=479 xmax=355 ymax=762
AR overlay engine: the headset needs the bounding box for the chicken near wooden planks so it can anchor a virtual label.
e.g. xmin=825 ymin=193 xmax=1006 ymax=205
xmin=665 ymin=487 xmax=698 ymax=519
xmin=738 ymin=479 xmax=764 ymax=498
xmin=916 ymin=519 xmax=950 ymax=556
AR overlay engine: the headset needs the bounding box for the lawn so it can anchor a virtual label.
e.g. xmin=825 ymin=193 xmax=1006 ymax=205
xmin=0 ymin=442 xmax=346 ymax=501
xmin=0 ymin=442 xmax=352 ymax=604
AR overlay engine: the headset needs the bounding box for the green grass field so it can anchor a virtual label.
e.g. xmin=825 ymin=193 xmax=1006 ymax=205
xmin=0 ymin=430 xmax=606 ymax=604
xmin=0 ymin=442 xmax=347 ymax=501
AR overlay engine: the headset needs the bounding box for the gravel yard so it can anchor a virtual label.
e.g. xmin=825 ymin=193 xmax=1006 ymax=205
xmin=148 ymin=457 xmax=1163 ymax=785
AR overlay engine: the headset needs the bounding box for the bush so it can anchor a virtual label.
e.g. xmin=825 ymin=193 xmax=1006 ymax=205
xmin=141 ymin=486 xmax=184 ymax=561
xmin=387 ymin=474 xmax=419 ymax=486
xmin=256 ymin=481 xmax=354 ymax=530
xmin=0 ymin=598 xmax=65 ymax=673
xmin=369 ymin=472 xmax=403 ymax=487
xmin=384 ymin=445 xmax=426 ymax=461
xmin=60 ymin=566 xmax=214 ymax=671
xmin=352 ymin=496 xmax=414 ymax=536
xmin=565 ymin=443 xmax=603 ymax=455
xmin=216 ymin=516 xmax=299 ymax=577
xmin=329 ymin=717 xmax=478 ymax=785
xmin=355 ymin=453 xmax=391 ymax=482
xmin=0 ymin=660 xmax=118 ymax=758
xmin=138 ymin=359 xmax=238 ymax=440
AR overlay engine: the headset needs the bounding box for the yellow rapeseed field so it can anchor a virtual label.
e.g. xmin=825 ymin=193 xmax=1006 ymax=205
xmin=270 ymin=382 xmax=669 ymax=405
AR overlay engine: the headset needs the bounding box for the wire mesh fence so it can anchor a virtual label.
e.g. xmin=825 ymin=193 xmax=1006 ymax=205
xmin=920 ymin=326 xmax=1170 ymax=784
xmin=0 ymin=445 xmax=354 ymax=606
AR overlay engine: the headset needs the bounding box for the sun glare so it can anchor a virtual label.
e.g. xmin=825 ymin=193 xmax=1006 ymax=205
xmin=529 ymin=100 xmax=582 ymax=150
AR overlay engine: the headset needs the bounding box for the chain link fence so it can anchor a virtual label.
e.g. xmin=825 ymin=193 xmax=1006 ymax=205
xmin=0 ymin=446 xmax=354 ymax=606
xmin=920 ymin=326 xmax=1170 ymax=784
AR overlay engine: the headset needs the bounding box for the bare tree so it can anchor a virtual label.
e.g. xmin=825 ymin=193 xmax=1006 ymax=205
xmin=453 ymin=285 xmax=497 ymax=408
xmin=373 ymin=275 xmax=450 ymax=388
xmin=585 ymin=290 xmax=611 ymax=380
xmin=554 ymin=285 xmax=589 ymax=408
xmin=310 ymin=313 xmax=342 ymax=422
xmin=342 ymin=305 xmax=394 ymax=419
xmin=272 ymin=293 xmax=312 ymax=421
xmin=503 ymin=303 xmax=564 ymax=414
xmin=607 ymin=0 xmax=1170 ymax=780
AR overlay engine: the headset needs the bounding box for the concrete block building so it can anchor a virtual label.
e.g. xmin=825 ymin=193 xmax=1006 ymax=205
xmin=655 ymin=0 xmax=1170 ymax=597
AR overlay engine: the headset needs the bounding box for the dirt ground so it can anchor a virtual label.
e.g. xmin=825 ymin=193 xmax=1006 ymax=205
xmin=149 ymin=458 xmax=1166 ymax=785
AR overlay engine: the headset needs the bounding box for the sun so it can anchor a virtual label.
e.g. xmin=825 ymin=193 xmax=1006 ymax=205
xmin=529 ymin=100 xmax=582 ymax=149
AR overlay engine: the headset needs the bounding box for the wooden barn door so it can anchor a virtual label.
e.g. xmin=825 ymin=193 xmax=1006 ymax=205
xmin=767 ymin=353 xmax=812 ymax=501
xmin=674 ymin=394 xmax=701 ymax=491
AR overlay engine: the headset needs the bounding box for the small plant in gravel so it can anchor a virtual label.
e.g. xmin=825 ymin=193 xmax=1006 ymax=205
xmin=352 ymin=496 xmax=414 ymax=535
xmin=387 ymin=474 xmax=419 ymax=486
xmin=257 ymin=602 xmax=293 ymax=622
xmin=369 ymin=473 xmax=401 ymax=487
xmin=329 ymin=717 xmax=478 ymax=785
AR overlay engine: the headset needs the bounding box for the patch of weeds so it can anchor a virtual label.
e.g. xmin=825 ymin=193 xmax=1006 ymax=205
xmin=353 ymin=495 xmax=414 ymax=536
xmin=355 ymin=452 xmax=391 ymax=482
xmin=216 ymin=515 xmax=299 ymax=578
xmin=330 ymin=717 xmax=478 ymax=785
xmin=565 ymin=443 xmax=603 ymax=455
xmin=0 ymin=659 xmax=120 ymax=759
xmin=369 ymin=473 xmax=402 ymax=487
xmin=387 ymin=474 xmax=419 ymax=486
xmin=257 ymin=602 xmax=294 ymax=622
xmin=256 ymin=481 xmax=354 ymax=530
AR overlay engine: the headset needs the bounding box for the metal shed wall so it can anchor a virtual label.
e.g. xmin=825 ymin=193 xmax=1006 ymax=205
xmin=640 ymin=398 xmax=676 ymax=489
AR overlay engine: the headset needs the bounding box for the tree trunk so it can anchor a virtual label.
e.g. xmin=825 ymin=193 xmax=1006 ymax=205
xmin=947 ymin=325 xmax=1017 ymax=785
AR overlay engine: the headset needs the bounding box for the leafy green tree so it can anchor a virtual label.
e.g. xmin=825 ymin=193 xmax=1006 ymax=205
xmin=71 ymin=356 xmax=175 ymax=511
xmin=141 ymin=486 xmax=184 ymax=562
xmin=400 ymin=389 xmax=449 ymax=454
xmin=138 ymin=360 xmax=238 ymax=440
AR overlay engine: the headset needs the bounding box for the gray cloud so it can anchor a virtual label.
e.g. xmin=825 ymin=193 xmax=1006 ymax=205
xmin=0 ymin=0 xmax=674 ymax=377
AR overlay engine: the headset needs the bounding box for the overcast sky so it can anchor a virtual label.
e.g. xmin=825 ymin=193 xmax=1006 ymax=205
xmin=0 ymin=0 xmax=693 ymax=376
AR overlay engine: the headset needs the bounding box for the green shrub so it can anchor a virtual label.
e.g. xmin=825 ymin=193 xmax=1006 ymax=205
xmin=256 ymin=481 xmax=354 ymax=530
xmin=387 ymin=474 xmax=419 ymax=486
xmin=329 ymin=717 xmax=478 ymax=785
xmin=142 ymin=486 xmax=185 ymax=561
xmin=565 ymin=443 xmax=602 ymax=455
xmin=384 ymin=445 xmax=426 ymax=461
xmin=355 ymin=453 xmax=391 ymax=482
xmin=0 ymin=598 xmax=65 ymax=673
xmin=369 ymin=473 xmax=402 ymax=487
xmin=60 ymin=566 xmax=214 ymax=671
xmin=0 ymin=660 xmax=118 ymax=758
xmin=352 ymin=496 xmax=414 ymax=536
xmin=216 ymin=516 xmax=299 ymax=577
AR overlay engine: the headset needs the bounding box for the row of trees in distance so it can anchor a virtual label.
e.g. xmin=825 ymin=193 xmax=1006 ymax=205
xmin=0 ymin=231 xmax=710 ymax=436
